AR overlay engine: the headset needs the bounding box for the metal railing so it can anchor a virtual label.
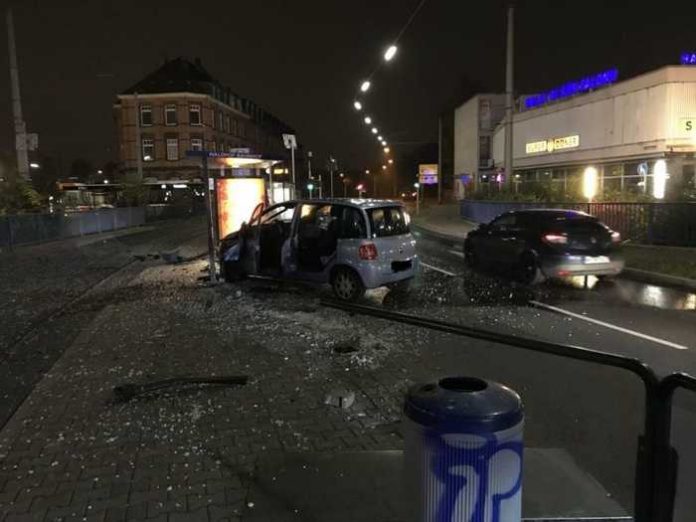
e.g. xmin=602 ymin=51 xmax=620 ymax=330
xmin=460 ymin=200 xmax=696 ymax=247
xmin=321 ymin=298 xmax=696 ymax=522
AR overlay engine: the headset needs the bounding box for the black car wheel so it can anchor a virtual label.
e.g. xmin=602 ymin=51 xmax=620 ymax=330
xmin=332 ymin=267 xmax=365 ymax=301
xmin=464 ymin=243 xmax=478 ymax=268
xmin=516 ymin=253 xmax=544 ymax=285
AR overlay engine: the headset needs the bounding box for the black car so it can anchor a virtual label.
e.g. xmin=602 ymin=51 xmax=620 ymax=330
xmin=463 ymin=209 xmax=624 ymax=284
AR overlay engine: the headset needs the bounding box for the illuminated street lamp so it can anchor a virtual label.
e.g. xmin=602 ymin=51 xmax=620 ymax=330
xmin=384 ymin=147 xmax=390 ymax=153
xmin=364 ymin=116 xmax=372 ymax=125
xmin=353 ymin=100 xmax=362 ymax=111
xmin=384 ymin=45 xmax=398 ymax=62
xmin=372 ymin=127 xmax=378 ymax=134
xmin=365 ymin=169 xmax=370 ymax=175
xmin=307 ymin=182 xmax=315 ymax=199
xmin=388 ymin=159 xmax=394 ymax=165
xmin=377 ymin=135 xmax=383 ymax=141
xmin=360 ymin=80 xmax=371 ymax=93
xmin=29 ymin=162 xmax=40 ymax=169
xmin=382 ymin=165 xmax=387 ymax=170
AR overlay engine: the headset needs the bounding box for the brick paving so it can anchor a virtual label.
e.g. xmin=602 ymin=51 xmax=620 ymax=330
xmin=0 ymin=240 xmax=435 ymax=521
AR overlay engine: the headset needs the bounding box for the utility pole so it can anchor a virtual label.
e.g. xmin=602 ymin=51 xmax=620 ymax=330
xmin=307 ymin=151 xmax=313 ymax=180
xmin=134 ymin=92 xmax=143 ymax=181
xmin=437 ymin=115 xmax=443 ymax=204
xmin=328 ymin=155 xmax=335 ymax=197
xmin=6 ymin=8 xmax=29 ymax=180
xmin=504 ymin=4 xmax=515 ymax=184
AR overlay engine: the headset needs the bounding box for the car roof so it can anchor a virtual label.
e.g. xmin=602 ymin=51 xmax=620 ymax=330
xmin=508 ymin=209 xmax=593 ymax=218
xmin=278 ymin=198 xmax=404 ymax=210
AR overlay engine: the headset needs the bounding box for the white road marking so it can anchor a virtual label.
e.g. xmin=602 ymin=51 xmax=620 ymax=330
xmin=529 ymin=300 xmax=689 ymax=351
xmin=421 ymin=262 xmax=458 ymax=277
xmin=448 ymin=249 xmax=466 ymax=259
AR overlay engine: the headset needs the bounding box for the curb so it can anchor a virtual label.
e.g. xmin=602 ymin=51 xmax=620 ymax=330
xmin=622 ymin=268 xmax=696 ymax=292
xmin=411 ymin=224 xmax=467 ymax=247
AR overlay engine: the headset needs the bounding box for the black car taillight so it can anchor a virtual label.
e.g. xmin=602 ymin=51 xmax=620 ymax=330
xmin=542 ymin=232 xmax=568 ymax=245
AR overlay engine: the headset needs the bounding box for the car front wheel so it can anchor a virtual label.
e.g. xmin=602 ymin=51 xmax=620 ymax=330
xmin=332 ymin=267 xmax=365 ymax=301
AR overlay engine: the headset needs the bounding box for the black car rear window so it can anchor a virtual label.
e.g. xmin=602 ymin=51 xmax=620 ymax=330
xmin=367 ymin=207 xmax=410 ymax=238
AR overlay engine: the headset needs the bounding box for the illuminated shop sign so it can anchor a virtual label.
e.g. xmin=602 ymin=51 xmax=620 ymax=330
xmin=681 ymin=53 xmax=696 ymax=65
xmin=524 ymin=69 xmax=619 ymax=109
xmin=525 ymin=135 xmax=580 ymax=154
xmin=680 ymin=117 xmax=695 ymax=133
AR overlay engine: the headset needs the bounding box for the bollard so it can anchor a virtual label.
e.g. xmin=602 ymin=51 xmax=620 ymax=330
xmin=404 ymin=377 xmax=524 ymax=522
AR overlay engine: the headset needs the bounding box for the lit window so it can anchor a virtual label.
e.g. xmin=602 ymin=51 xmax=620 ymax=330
xmin=166 ymin=138 xmax=179 ymax=161
xmin=191 ymin=138 xmax=203 ymax=151
xmin=164 ymin=104 xmax=177 ymax=126
xmin=189 ymin=104 xmax=201 ymax=125
xmin=140 ymin=105 xmax=152 ymax=126
xmin=142 ymin=138 xmax=154 ymax=161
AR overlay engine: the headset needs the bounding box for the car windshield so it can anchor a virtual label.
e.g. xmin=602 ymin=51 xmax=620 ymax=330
xmin=367 ymin=206 xmax=410 ymax=237
xmin=6 ymin=4 xmax=696 ymax=522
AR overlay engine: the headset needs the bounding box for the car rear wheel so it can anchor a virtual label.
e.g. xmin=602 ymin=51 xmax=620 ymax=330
xmin=464 ymin=243 xmax=478 ymax=268
xmin=332 ymin=267 xmax=365 ymax=301
xmin=516 ymin=253 xmax=544 ymax=285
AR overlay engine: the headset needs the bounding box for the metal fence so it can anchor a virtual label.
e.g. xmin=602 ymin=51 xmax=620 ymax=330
xmin=322 ymin=298 xmax=696 ymax=522
xmin=460 ymin=200 xmax=696 ymax=247
xmin=0 ymin=207 xmax=146 ymax=249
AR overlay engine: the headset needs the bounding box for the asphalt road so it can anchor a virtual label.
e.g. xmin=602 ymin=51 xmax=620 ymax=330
xmin=398 ymin=231 xmax=696 ymax=516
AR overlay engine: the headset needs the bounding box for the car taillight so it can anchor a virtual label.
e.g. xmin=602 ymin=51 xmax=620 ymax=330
xmin=359 ymin=243 xmax=378 ymax=260
xmin=611 ymin=231 xmax=621 ymax=243
xmin=543 ymin=233 xmax=568 ymax=245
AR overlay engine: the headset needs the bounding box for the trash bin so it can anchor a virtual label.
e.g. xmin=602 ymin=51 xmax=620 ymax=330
xmin=404 ymin=376 xmax=524 ymax=522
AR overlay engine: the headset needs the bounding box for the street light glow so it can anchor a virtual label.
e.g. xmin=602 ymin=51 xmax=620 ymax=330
xmin=364 ymin=116 xmax=372 ymax=125
xmin=353 ymin=100 xmax=362 ymax=111
xmin=372 ymin=127 xmax=378 ymax=134
xmin=365 ymin=170 xmax=370 ymax=175
xmin=383 ymin=147 xmax=390 ymax=153
xmin=382 ymin=165 xmax=387 ymax=170
xmin=653 ymin=159 xmax=668 ymax=199
xmin=388 ymin=159 xmax=394 ymax=164
xmin=29 ymin=162 xmax=40 ymax=169
xmin=360 ymin=80 xmax=371 ymax=92
xmin=583 ymin=167 xmax=598 ymax=201
xmin=384 ymin=45 xmax=398 ymax=62
xmin=377 ymin=135 xmax=382 ymax=141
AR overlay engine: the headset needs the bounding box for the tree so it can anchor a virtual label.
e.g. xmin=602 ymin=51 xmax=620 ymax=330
xmin=0 ymin=153 xmax=42 ymax=214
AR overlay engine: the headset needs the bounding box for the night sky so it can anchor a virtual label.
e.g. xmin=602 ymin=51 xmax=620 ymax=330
xmin=1 ymin=0 xmax=696 ymax=174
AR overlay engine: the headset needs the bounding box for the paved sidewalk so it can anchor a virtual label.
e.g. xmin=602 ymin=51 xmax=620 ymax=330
xmin=410 ymin=202 xmax=476 ymax=242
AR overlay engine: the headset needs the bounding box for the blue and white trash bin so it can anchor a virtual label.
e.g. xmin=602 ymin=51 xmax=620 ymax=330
xmin=404 ymin=377 xmax=524 ymax=522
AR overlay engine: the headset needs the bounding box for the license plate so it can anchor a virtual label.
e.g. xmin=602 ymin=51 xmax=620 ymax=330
xmin=584 ymin=256 xmax=610 ymax=264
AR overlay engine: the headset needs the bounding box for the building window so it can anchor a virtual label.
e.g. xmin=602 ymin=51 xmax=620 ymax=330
xmin=232 ymin=119 xmax=238 ymax=136
xmin=166 ymin=138 xmax=179 ymax=161
xmin=164 ymin=104 xmax=177 ymax=126
xmin=218 ymin=111 xmax=223 ymax=130
xmin=140 ymin=105 xmax=152 ymax=126
xmin=142 ymin=137 xmax=154 ymax=161
xmin=189 ymin=104 xmax=202 ymax=125
xmin=191 ymin=138 xmax=203 ymax=151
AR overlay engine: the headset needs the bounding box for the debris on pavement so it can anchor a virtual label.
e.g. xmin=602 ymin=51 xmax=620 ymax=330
xmin=324 ymin=389 xmax=356 ymax=409
xmin=113 ymin=375 xmax=249 ymax=402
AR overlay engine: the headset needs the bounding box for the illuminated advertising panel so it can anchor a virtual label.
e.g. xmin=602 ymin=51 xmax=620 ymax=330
xmin=418 ymin=164 xmax=439 ymax=185
xmin=216 ymin=178 xmax=266 ymax=238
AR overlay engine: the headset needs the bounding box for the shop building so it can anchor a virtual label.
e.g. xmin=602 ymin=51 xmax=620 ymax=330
xmin=455 ymin=66 xmax=696 ymax=199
